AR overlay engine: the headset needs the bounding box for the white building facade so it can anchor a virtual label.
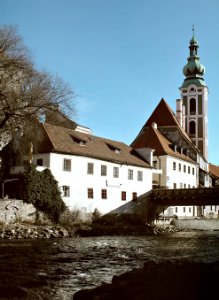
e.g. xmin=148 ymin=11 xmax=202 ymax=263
xmin=153 ymin=155 xmax=198 ymax=218
xmin=25 ymin=123 xmax=153 ymax=217
xmin=32 ymin=152 xmax=152 ymax=215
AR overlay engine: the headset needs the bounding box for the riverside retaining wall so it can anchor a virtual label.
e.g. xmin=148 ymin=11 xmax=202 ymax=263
xmin=175 ymin=219 xmax=219 ymax=230
xmin=0 ymin=199 xmax=44 ymax=224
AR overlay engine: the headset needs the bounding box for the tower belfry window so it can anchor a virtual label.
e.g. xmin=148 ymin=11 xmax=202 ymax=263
xmin=190 ymin=98 xmax=196 ymax=115
xmin=189 ymin=121 xmax=196 ymax=135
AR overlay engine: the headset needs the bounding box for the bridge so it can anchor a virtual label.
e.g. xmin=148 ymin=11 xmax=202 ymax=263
xmin=102 ymin=187 xmax=219 ymax=224
xmin=149 ymin=186 xmax=219 ymax=206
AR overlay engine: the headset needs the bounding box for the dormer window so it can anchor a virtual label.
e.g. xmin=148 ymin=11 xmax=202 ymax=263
xmin=115 ymin=149 xmax=120 ymax=154
xmin=170 ymin=144 xmax=178 ymax=153
xmin=106 ymin=143 xmax=120 ymax=154
xmin=71 ymin=135 xmax=86 ymax=146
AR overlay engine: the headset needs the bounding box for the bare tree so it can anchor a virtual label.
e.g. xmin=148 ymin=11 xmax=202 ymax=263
xmin=0 ymin=25 xmax=75 ymax=150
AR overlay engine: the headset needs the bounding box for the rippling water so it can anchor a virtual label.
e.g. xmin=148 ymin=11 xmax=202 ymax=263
xmin=0 ymin=231 xmax=219 ymax=299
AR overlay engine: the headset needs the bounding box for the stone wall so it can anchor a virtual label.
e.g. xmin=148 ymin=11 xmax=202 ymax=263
xmin=0 ymin=199 xmax=45 ymax=224
xmin=175 ymin=219 xmax=219 ymax=230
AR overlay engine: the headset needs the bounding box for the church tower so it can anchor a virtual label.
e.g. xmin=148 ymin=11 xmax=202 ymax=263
xmin=179 ymin=29 xmax=208 ymax=160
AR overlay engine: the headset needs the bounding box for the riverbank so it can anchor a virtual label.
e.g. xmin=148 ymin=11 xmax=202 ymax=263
xmin=0 ymin=223 xmax=70 ymax=239
xmin=1 ymin=218 xmax=219 ymax=239
xmin=0 ymin=222 xmax=171 ymax=239
xmin=73 ymin=259 xmax=219 ymax=300
xmin=76 ymin=218 xmax=219 ymax=236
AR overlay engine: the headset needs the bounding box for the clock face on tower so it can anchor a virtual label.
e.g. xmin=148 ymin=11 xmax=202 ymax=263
xmin=190 ymin=87 xmax=196 ymax=92
xmin=189 ymin=85 xmax=196 ymax=93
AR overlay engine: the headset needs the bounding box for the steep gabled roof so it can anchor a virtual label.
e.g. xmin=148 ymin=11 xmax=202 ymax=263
xmin=132 ymin=124 xmax=196 ymax=163
xmin=41 ymin=123 xmax=151 ymax=168
xmin=131 ymin=98 xmax=204 ymax=163
xmin=142 ymin=98 xmax=191 ymax=142
xmin=144 ymin=98 xmax=179 ymax=127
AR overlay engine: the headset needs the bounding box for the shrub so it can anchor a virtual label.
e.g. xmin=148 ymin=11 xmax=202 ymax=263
xmin=92 ymin=208 xmax=101 ymax=222
xmin=59 ymin=209 xmax=82 ymax=231
xmin=22 ymin=164 xmax=66 ymax=223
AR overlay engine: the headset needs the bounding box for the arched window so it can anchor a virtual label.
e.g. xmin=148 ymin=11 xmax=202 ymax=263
xmin=190 ymin=98 xmax=196 ymax=115
xmin=189 ymin=121 xmax=196 ymax=135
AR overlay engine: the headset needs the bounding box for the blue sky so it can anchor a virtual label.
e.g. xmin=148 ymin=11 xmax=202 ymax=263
xmin=1 ymin=0 xmax=219 ymax=165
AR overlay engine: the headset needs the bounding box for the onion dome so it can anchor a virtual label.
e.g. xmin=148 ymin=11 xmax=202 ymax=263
xmin=181 ymin=29 xmax=206 ymax=88
xmin=189 ymin=35 xmax=198 ymax=46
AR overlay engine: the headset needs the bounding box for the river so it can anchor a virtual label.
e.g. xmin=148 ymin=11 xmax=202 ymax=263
xmin=0 ymin=231 xmax=219 ymax=299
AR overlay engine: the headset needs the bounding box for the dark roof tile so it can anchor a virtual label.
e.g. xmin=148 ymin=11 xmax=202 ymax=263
xmin=43 ymin=123 xmax=151 ymax=168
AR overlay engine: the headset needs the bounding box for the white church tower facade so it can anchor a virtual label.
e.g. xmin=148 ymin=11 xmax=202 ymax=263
xmin=179 ymin=29 xmax=208 ymax=161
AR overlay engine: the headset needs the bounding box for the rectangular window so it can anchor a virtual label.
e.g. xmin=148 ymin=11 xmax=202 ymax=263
xmin=101 ymin=165 xmax=107 ymax=176
xmin=63 ymin=186 xmax=70 ymax=197
xmin=113 ymin=167 xmax=119 ymax=178
xmin=173 ymin=162 xmax=176 ymax=170
xmin=189 ymin=207 xmax=191 ymax=213
xmin=36 ymin=159 xmax=43 ymax=166
xmin=183 ymin=165 xmax=186 ymax=173
xmin=63 ymin=159 xmax=71 ymax=171
xmin=175 ymin=207 xmax=178 ymax=213
xmin=188 ymin=166 xmax=190 ymax=174
xmin=153 ymin=161 xmax=157 ymax=169
xmin=183 ymin=207 xmax=186 ymax=213
xmin=192 ymin=167 xmax=195 ymax=175
xmin=87 ymin=188 xmax=93 ymax=199
xmin=87 ymin=163 xmax=94 ymax=174
xmin=179 ymin=163 xmax=181 ymax=172
xmin=137 ymin=171 xmax=143 ymax=181
xmin=132 ymin=192 xmax=137 ymax=200
xmin=173 ymin=183 xmax=177 ymax=189
xmin=128 ymin=169 xmax=133 ymax=180
xmin=121 ymin=191 xmax=126 ymax=201
xmin=101 ymin=189 xmax=107 ymax=199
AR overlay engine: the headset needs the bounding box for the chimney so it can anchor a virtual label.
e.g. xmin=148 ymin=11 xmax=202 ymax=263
xmin=176 ymin=99 xmax=182 ymax=127
xmin=152 ymin=122 xmax=157 ymax=129
xmin=182 ymin=105 xmax=186 ymax=130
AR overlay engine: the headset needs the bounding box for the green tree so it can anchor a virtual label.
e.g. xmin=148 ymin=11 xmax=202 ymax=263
xmin=22 ymin=164 xmax=66 ymax=223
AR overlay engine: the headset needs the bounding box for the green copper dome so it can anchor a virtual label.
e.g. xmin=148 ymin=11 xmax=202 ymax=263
xmin=181 ymin=31 xmax=206 ymax=88
xmin=190 ymin=35 xmax=198 ymax=46
xmin=183 ymin=58 xmax=205 ymax=77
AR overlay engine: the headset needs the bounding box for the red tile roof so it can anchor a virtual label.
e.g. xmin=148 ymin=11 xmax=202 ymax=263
xmin=132 ymin=124 xmax=195 ymax=163
xmin=131 ymin=98 xmax=199 ymax=163
xmin=144 ymin=98 xmax=179 ymax=127
xmin=42 ymin=123 xmax=151 ymax=168
xmin=209 ymin=164 xmax=219 ymax=178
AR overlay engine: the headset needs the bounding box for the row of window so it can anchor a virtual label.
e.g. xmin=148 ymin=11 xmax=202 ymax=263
xmin=62 ymin=186 xmax=137 ymax=201
xmin=173 ymin=206 xmax=218 ymax=214
xmin=88 ymin=188 xmax=137 ymax=200
xmin=173 ymin=162 xmax=195 ymax=175
xmin=203 ymin=206 xmax=218 ymax=212
xmin=175 ymin=207 xmax=193 ymax=214
xmin=63 ymin=159 xmax=143 ymax=181
xmin=173 ymin=183 xmax=195 ymax=189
